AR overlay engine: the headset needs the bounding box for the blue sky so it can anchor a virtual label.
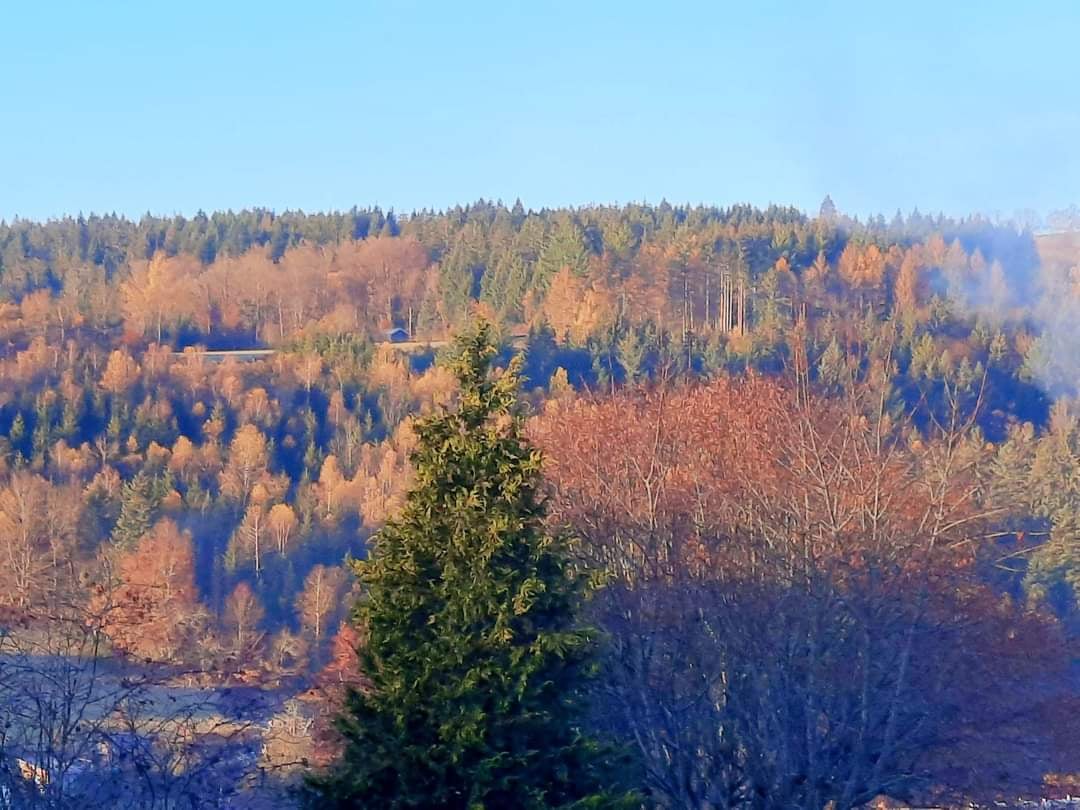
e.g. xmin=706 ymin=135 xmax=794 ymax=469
xmin=2 ymin=0 xmax=1078 ymax=221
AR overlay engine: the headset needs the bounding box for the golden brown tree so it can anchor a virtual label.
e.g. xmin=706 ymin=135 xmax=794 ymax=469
xmin=104 ymin=518 xmax=203 ymax=661
xmin=223 ymin=581 xmax=266 ymax=666
xmin=220 ymin=424 xmax=270 ymax=502
xmin=268 ymin=502 xmax=298 ymax=554
xmin=295 ymin=564 xmax=348 ymax=657
xmin=100 ymin=348 xmax=141 ymax=396
xmin=531 ymin=375 xmax=1060 ymax=808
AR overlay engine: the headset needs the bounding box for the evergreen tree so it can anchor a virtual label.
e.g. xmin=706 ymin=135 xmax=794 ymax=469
xmin=818 ymin=194 xmax=838 ymax=222
xmin=306 ymin=322 xmax=634 ymax=809
xmin=31 ymin=397 xmax=52 ymax=464
xmin=9 ymin=411 xmax=27 ymax=459
xmin=59 ymin=397 xmax=81 ymax=439
xmin=536 ymin=218 xmax=589 ymax=288
xmin=616 ymin=327 xmax=648 ymax=383
xmin=112 ymin=470 xmax=158 ymax=548
xmin=438 ymin=240 xmax=480 ymax=325
xmin=500 ymin=253 xmax=532 ymax=321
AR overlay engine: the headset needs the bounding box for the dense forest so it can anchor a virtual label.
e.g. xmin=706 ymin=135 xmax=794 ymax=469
xmin=3 ymin=199 xmax=1080 ymax=807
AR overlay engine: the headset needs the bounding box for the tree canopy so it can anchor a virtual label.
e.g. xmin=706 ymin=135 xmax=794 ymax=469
xmin=306 ymin=322 xmax=634 ymax=808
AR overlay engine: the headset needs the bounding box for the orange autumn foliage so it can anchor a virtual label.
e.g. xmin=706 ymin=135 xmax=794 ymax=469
xmin=101 ymin=519 xmax=204 ymax=661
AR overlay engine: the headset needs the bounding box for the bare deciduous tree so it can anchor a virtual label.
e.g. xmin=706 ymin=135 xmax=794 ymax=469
xmin=534 ymin=369 xmax=1061 ymax=808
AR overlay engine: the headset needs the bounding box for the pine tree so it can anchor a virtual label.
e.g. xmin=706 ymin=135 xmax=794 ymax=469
xmin=59 ymin=397 xmax=80 ymax=439
xmin=438 ymin=240 xmax=479 ymax=326
xmin=112 ymin=470 xmax=158 ymax=548
xmin=617 ymin=328 xmax=648 ymax=383
xmin=536 ymin=218 xmax=589 ymax=289
xmin=9 ymin=412 xmax=27 ymax=460
xmin=31 ymin=399 xmax=52 ymax=466
xmin=818 ymin=194 xmax=838 ymax=222
xmin=306 ymin=322 xmax=634 ymax=809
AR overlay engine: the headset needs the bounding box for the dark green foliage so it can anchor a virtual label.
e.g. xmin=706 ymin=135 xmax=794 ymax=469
xmin=616 ymin=328 xmax=648 ymax=384
xmin=536 ymin=218 xmax=589 ymax=288
xmin=9 ymin=412 xmax=27 ymax=460
xmin=306 ymin=322 xmax=634 ymax=809
xmin=439 ymin=241 xmax=483 ymax=326
xmin=112 ymin=470 xmax=159 ymax=548
xmin=479 ymin=250 xmax=531 ymax=322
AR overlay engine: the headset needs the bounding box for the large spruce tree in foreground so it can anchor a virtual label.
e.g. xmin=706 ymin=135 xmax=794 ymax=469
xmin=306 ymin=323 xmax=634 ymax=809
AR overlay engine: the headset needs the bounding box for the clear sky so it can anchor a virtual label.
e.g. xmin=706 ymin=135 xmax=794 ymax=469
xmin=2 ymin=0 xmax=1079 ymax=222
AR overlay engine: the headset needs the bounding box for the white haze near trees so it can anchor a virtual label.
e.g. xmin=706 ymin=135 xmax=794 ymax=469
xmin=943 ymin=232 xmax=1080 ymax=400
xmin=1022 ymin=267 xmax=1080 ymax=399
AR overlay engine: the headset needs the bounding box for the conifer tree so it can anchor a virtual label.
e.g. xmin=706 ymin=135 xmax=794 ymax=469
xmin=536 ymin=219 xmax=589 ymax=288
xmin=306 ymin=322 xmax=634 ymax=809
xmin=9 ymin=411 xmax=27 ymax=460
xmin=616 ymin=328 xmax=648 ymax=383
xmin=112 ymin=470 xmax=158 ymax=548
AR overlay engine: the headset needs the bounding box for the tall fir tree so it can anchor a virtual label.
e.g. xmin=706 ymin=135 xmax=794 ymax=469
xmin=306 ymin=322 xmax=634 ymax=809
xmin=112 ymin=470 xmax=158 ymax=548
xmin=9 ymin=411 xmax=27 ymax=460
xmin=536 ymin=218 xmax=589 ymax=289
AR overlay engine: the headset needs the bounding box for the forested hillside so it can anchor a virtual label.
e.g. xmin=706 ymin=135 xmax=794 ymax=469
xmin=3 ymin=199 xmax=1080 ymax=806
